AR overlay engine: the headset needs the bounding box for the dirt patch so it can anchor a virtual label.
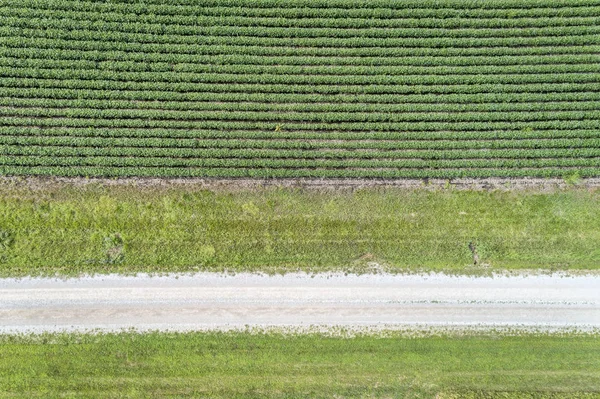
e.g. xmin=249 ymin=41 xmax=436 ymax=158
xmin=2 ymin=176 xmax=600 ymax=193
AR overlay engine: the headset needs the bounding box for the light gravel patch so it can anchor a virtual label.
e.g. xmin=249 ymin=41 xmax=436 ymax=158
xmin=0 ymin=272 xmax=598 ymax=334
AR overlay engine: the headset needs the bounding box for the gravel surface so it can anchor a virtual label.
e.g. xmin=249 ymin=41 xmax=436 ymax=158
xmin=1 ymin=273 xmax=598 ymax=334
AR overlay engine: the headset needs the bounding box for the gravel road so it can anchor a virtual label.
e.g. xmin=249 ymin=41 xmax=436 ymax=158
xmin=1 ymin=273 xmax=598 ymax=333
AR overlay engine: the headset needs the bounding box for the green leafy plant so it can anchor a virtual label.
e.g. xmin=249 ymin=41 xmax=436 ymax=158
xmin=0 ymin=0 xmax=598 ymax=180
xmin=564 ymin=170 xmax=583 ymax=186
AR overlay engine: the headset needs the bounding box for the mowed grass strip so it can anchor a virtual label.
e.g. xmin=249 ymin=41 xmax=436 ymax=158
xmin=0 ymin=182 xmax=598 ymax=276
xmin=0 ymin=332 xmax=599 ymax=398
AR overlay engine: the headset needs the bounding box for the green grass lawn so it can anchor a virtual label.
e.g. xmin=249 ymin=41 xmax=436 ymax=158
xmin=0 ymin=181 xmax=599 ymax=276
xmin=0 ymin=331 xmax=598 ymax=398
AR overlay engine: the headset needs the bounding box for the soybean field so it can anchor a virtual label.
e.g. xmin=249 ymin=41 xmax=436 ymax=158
xmin=1 ymin=0 xmax=600 ymax=178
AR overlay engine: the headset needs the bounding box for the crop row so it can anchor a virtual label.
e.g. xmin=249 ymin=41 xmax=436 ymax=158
xmin=3 ymin=87 xmax=598 ymax=105
xmin=7 ymin=0 xmax=600 ymax=17
xmin=7 ymin=37 xmax=599 ymax=58
xmin=6 ymin=98 xmax=600 ymax=114
xmin=2 ymin=135 xmax=598 ymax=151
xmin=0 ymin=165 xmax=595 ymax=179
xmin=4 ymin=144 xmax=600 ymax=160
xmin=5 ymin=8 xmax=600 ymax=30
xmin=4 ymin=117 xmax=599 ymax=132
xmin=6 ymin=17 xmax=600 ymax=40
xmin=5 ymin=57 xmax=600 ymax=77
xmin=0 ymin=108 xmax=600 ymax=130
xmin=6 ymin=78 xmax=599 ymax=96
xmin=2 ymin=155 xmax=599 ymax=171
xmin=4 ymin=47 xmax=598 ymax=67
xmin=6 ymin=27 xmax=600 ymax=49
xmin=5 ymin=127 xmax=600 ymax=142
xmin=3 ymin=107 xmax=599 ymax=124
xmin=6 ymin=68 xmax=600 ymax=88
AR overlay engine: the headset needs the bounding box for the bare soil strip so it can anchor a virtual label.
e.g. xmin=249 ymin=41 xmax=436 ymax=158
xmin=2 ymin=176 xmax=600 ymax=191
xmin=1 ymin=273 xmax=598 ymax=334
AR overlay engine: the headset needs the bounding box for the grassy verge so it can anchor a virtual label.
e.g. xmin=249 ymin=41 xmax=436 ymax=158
xmin=0 ymin=181 xmax=599 ymax=276
xmin=0 ymin=331 xmax=598 ymax=398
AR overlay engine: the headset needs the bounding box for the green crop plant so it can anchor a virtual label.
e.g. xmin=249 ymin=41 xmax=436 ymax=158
xmin=0 ymin=0 xmax=599 ymax=178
